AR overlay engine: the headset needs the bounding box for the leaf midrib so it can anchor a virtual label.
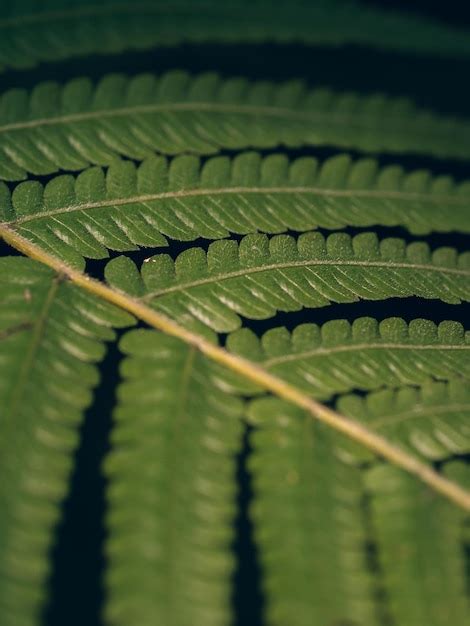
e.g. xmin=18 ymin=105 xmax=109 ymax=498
xmin=372 ymin=402 xmax=470 ymax=428
xmin=166 ymin=344 xmax=196 ymax=621
xmin=263 ymin=341 xmax=470 ymax=367
xmin=0 ymin=102 xmax=453 ymax=136
xmin=4 ymin=185 xmax=468 ymax=227
xmin=142 ymin=258 xmax=469 ymax=299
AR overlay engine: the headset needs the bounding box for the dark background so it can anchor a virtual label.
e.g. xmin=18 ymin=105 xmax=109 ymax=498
xmin=1 ymin=1 xmax=469 ymax=625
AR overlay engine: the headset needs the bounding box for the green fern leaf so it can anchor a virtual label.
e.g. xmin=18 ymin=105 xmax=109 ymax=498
xmin=247 ymin=399 xmax=470 ymax=626
xmin=2 ymin=0 xmax=470 ymax=72
xmin=0 ymin=257 xmax=131 ymax=626
xmin=1 ymin=153 xmax=469 ymax=267
xmin=366 ymin=462 xmax=470 ymax=626
xmin=104 ymin=328 xmax=243 ymax=626
xmin=337 ymin=380 xmax=470 ymax=461
xmin=223 ymin=318 xmax=470 ymax=397
xmin=2 ymin=71 xmax=470 ymax=180
xmin=105 ymin=233 xmax=470 ymax=332
xmin=247 ymin=398 xmax=378 ymax=626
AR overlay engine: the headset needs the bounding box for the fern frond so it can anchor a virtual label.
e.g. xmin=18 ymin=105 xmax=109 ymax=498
xmin=247 ymin=398 xmax=378 ymax=626
xmin=2 ymin=71 xmax=470 ymax=180
xmin=366 ymin=462 xmax=470 ymax=626
xmin=2 ymin=154 xmax=469 ymax=266
xmin=223 ymin=318 xmax=470 ymax=397
xmin=2 ymin=0 xmax=470 ymax=72
xmin=2 ymin=223 xmax=469 ymax=511
xmin=337 ymin=380 xmax=470 ymax=462
xmin=1 ymin=3 xmax=470 ymax=623
xmin=0 ymin=257 xmax=131 ymax=626
xmin=105 ymin=232 xmax=470 ymax=332
xmin=104 ymin=328 xmax=243 ymax=626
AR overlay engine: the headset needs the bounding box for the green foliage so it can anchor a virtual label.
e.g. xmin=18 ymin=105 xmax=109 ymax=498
xmin=247 ymin=399 xmax=377 ymax=626
xmin=1 ymin=153 xmax=469 ymax=266
xmin=2 ymin=71 xmax=470 ymax=181
xmin=224 ymin=318 xmax=470 ymax=397
xmin=367 ymin=463 xmax=469 ymax=626
xmin=248 ymin=400 xmax=470 ymax=626
xmin=105 ymin=232 xmax=470 ymax=332
xmin=337 ymin=380 xmax=470 ymax=461
xmin=104 ymin=329 xmax=243 ymax=626
xmin=0 ymin=258 xmax=131 ymax=626
xmin=0 ymin=3 xmax=469 ymax=626
xmin=2 ymin=0 xmax=470 ymax=72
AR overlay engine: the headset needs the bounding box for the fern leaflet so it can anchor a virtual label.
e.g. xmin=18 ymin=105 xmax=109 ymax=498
xmin=104 ymin=232 xmax=470 ymax=333
xmin=223 ymin=318 xmax=470 ymax=397
xmin=366 ymin=462 xmax=470 ymax=626
xmin=2 ymin=0 xmax=470 ymax=72
xmin=0 ymin=257 xmax=131 ymax=626
xmin=1 ymin=71 xmax=470 ymax=181
xmin=337 ymin=380 xmax=470 ymax=461
xmin=1 ymin=153 xmax=469 ymax=269
xmin=248 ymin=399 xmax=470 ymax=626
xmin=104 ymin=329 xmax=243 ymax=626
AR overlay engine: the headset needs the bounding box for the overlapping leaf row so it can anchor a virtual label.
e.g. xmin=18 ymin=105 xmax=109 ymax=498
xmin=2 ymin=0 xmax=470 ymax=71
xmin=104 ymin=329 xmax=243 ymax=626
xmin=0 ymin=258 xmax=131 ymax=626
xmin=336 ymin=380 xmax=470 ymax=462
xmin=1 ymin=153 xmax=469 ymax=270
xmin=247 ymin=399 xmax=377 ymax=626
xmin=247 ymin=399 xmax=470 ymax=626
xmin=1 ymin=71 xmax=470 ymax=181
xmin=367 ymin=462 xmax=469 ymax=626
xmin=221 ymin=317 xmax=470 ymax=396
xmin=104 ymin=231 xmax=470 ymax=333
xmin=101 ymin=326 xmax=470 ymax=626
